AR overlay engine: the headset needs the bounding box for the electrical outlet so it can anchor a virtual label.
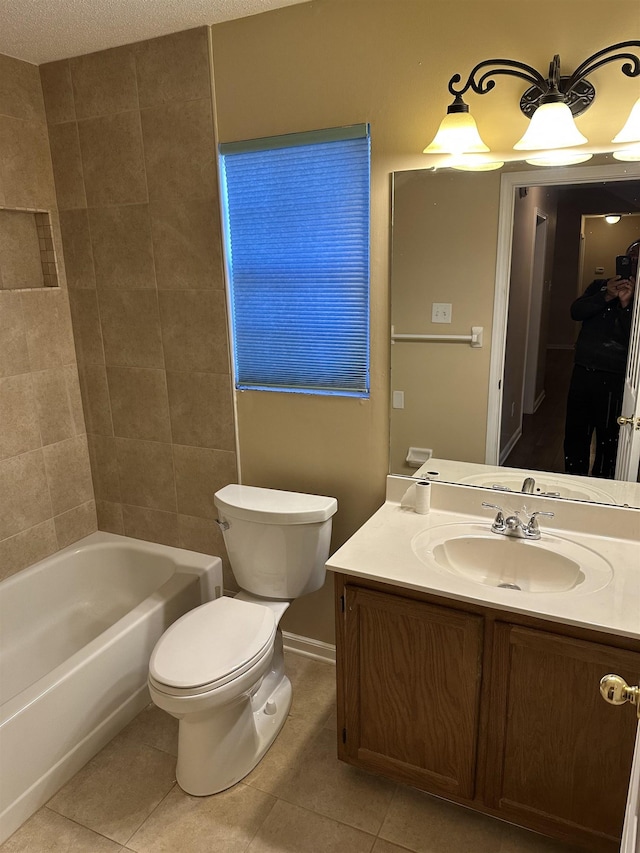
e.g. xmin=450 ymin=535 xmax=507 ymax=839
xmin=432 ymin=302 xmax=452 ymax=323
xmin=392 ymin=390 xmax=405 ymax=409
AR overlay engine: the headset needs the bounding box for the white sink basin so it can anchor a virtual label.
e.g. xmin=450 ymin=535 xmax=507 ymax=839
xmin=459 ymin=472 xmax=615 ymax=504
xmin=411 ymin=522 xmax=613 ymax=594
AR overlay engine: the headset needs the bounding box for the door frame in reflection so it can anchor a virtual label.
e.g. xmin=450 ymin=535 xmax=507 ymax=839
xmin=487 ymin=162 xmax=640 ymax=481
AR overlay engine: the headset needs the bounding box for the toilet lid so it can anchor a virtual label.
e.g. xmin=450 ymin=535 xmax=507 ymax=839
xmin=149 ymin=597 xmax=276 ymax=691
xmin=214 ymin=484 xmax=337 ymax=524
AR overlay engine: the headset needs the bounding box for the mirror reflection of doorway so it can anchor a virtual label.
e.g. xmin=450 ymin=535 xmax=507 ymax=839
xmin=499 ymin=185 xmax=640 ymax=479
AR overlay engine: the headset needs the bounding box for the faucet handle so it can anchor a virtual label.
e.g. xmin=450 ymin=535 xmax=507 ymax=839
xmin=482 ymin=501 xmax=506 ymax=531
xmin=530 ymin=510 xmax=555 ymax=520
xmin=525 ymin=510 xmax=554 ymax=536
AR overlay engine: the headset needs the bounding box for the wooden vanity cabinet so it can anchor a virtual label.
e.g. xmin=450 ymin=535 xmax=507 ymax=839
xmin=339 ymin=584 xmax=484 ymax=799
xmin=485 ymin=624 xmax=640 ymax=847
xmin=335 ymin=575 xmax=640 ymax=852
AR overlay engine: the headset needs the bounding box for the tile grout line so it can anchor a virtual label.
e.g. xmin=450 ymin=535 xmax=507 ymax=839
xmin=239 ymin=784 xmax=279 ymax=853
xmin=121 ymin=780 xmax=179 ymax=851
xmin=40 ymin=804 xmax=120 ymax=848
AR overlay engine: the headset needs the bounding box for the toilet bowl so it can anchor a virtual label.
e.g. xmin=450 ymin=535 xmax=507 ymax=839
xmin=149 ymin=594 xmax=291 ymax=795
xmin=148 ymin=485 xmax=337 ymax=796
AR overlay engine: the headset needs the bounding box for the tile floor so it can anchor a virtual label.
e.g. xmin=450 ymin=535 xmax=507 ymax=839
xmin=2 ymin=653 xmax=582 ymax=853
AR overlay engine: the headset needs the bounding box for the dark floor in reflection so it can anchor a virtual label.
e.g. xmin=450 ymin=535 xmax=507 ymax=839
xmin=504 ymin=349 xmax=574 ymax=475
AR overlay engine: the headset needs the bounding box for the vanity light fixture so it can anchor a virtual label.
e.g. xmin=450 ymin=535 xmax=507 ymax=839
xmin=423 ymin=41 xmax=640 ymax=168
xmin=604 ymin=214 xmax=622 ymax=224
xmin=612 ymin=96 xmax=640 ymax=160
xmin=612 ymin=98 xmax=640 ymax=161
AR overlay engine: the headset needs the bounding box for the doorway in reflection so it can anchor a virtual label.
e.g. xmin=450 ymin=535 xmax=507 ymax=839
xmin=499 ymin=187 xmax=640 ymax=480
xmin=502 ymin=349 xmax=574 ymax=475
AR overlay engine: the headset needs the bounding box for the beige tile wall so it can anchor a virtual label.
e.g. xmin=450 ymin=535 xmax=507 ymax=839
xmin=39 ymin=28 xmax=238 ymax=589
xmin=0 ymin=54 xmax=96 ymax=581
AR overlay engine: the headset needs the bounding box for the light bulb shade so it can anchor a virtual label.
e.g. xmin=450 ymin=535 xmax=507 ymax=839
xmin=423 ymin=111 xmax=490 ymax=155
xmin=513 ymin=101 xmax=588 ymax=151
xmin=613 ymin=143 xmax=640 ymax=161
xmin=604 ymin=214 xmax=621 ymax=224
xmin=449 ymin=154 xmax=504 ymax=171
xmin=525 ymin=150 xmax=593 ymax=167
xmin=612 ymin=97 xmax=640 ymax=144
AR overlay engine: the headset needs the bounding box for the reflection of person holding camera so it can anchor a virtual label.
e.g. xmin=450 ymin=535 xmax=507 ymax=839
xmin=563 ymin=239 xmax=638 ymax=479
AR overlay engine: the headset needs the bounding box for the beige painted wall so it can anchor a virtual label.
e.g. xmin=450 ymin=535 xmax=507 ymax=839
xmin=0 ymin=54 xmax=96 ymax=581
xmin=210 ymin=0 xmax=639 ymax=643
xmin=389 ymin=170 xmax=500 ymax=474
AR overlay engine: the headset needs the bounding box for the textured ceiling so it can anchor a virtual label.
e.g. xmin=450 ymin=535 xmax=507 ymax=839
xmin=0 ymin=0 xmax=311 ymax=65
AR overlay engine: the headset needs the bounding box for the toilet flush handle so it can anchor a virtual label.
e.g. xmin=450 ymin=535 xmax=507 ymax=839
xmin=215 ymin=519 xmax=229 ymax=531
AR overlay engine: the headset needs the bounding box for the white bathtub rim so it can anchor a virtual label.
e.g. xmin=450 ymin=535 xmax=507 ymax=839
xmin=0 ymin=531 xmax=222 ymax=602
xmin=0 ymin=684 xmax=150 ymax=845
xmin=0 ymin=571 xmax=195 ymax=725
xmin=0 ymin=533 xmax=223 ymax=714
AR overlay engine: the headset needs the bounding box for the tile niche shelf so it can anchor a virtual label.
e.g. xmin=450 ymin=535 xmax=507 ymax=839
xmin=0 ymin=207 xmax=59 ymax=290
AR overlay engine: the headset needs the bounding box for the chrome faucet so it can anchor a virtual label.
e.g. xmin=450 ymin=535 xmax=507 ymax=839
xmin=520 ymin=477 xmax=536 ymax=494
xmin=482 ymin=502 xmax=554 ymax=540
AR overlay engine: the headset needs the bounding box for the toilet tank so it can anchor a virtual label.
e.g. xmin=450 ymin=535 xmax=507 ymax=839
xmin=214 ymin=485 xmax=338 ymax=599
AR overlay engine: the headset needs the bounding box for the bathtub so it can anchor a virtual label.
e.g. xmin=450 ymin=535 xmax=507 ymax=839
xmin=0 ymin=531 xmax=222 ymax=843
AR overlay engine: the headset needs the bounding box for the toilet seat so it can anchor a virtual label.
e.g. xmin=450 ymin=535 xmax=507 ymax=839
xmin=149 ymin=597 xmax=276 ymax=695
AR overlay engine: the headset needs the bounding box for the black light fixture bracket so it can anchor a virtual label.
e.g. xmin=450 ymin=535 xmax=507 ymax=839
xmin=446 ymin=41 xmax=640 ymax=119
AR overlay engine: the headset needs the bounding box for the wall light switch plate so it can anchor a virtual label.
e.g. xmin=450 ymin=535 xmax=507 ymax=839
xmin=392 ymin=390 xmax=405 ymax=409
xmin=432 ymin=302 xmax=452 ymax=323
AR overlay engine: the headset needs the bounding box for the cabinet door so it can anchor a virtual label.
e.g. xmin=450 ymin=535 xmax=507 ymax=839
xmin=486 ymin=623 xmax=640 ymax=847
xmin=341 ymin=585 xmax=483 ymax=799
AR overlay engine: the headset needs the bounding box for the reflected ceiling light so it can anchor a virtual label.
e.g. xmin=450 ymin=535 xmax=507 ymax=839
xmin=613 ymin=149 xmax=640 ymax=161
xmin=448 ymin=153 xmax=505 ymax=172
xmin=612 ymin=141 xmax=640 ymax=161
xmin=605 ymin=214 xmax=622 ymax=224
xmin=525 ymin=150 xmax=593 ymax=167
xmin=423 ymin=41 xmax=640 ymax=168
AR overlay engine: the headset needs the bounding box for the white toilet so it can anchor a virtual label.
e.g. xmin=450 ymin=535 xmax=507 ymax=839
xmin=148 ymin=484 xmax=337 ymax=796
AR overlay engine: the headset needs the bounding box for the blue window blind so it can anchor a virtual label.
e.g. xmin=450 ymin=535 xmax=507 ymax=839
xmin=219 ymin=124 xmax=370 ymax=397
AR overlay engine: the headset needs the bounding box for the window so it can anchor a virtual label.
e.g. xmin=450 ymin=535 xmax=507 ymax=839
xmin=219 ymin=124 xmax=370 ymax=397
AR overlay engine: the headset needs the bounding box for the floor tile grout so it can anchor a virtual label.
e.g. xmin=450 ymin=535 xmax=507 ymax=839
xmin=241 ymin=791 xmax=279 ymax=853
xmin=41 ymin=804 xmax=122 ymax=848
xmin=122 ymin=780 xmax=178 ymax=850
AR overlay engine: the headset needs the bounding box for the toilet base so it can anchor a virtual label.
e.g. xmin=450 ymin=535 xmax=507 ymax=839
xmin=174 ymin=633 xmax=292 ymax=796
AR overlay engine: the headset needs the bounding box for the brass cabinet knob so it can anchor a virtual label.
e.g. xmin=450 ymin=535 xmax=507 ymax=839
xmin=617 ymin=415 xmax=640 ymax=429
xmin=600 ymin=674 xmax=640 ymax=718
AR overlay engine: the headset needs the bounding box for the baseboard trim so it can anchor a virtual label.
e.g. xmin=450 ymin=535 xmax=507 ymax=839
xmin=524 ymin=389 xmax=546 ymax=417
xmin=282 ymin=631 xmax=336 ymax=664
xmin=532 ymin=389 xmax=546 ymax=414
xmin=499 ymin=425 xmax=523 ymax=465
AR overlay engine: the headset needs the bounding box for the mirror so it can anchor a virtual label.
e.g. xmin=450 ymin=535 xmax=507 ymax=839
xmin=390 ymin=159 xmax=640 ymax=508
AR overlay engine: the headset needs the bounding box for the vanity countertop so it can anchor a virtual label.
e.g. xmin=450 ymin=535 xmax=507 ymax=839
xmin=326 ymin=478 xmax=640 ymax=641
